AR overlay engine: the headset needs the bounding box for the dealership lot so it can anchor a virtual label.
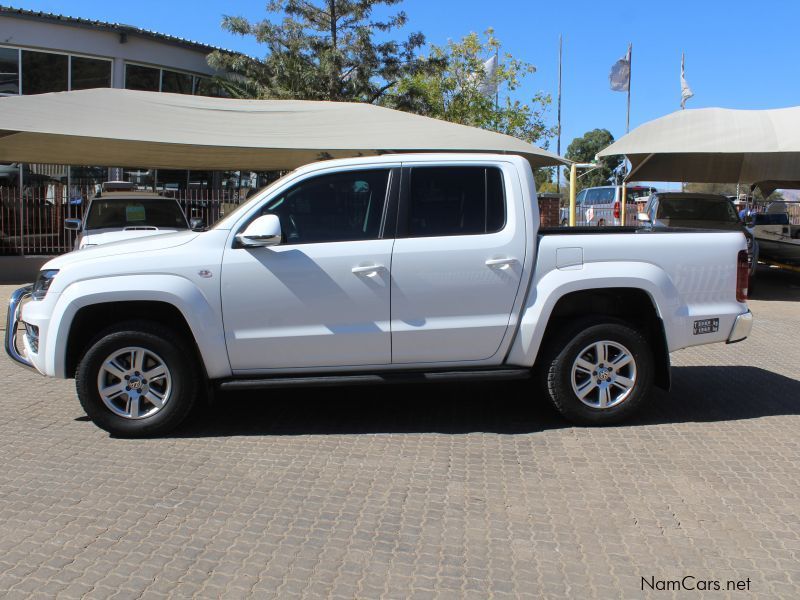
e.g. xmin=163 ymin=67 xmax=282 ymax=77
xmin=0 ymin=268 xmax=798 ymax=599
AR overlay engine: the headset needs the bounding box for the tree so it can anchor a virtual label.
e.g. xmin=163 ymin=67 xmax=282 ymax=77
xmin=387 ymin=30 xmax=554 ymax=151
xmin=208 ymin=0 xmax=427 ymax=102
xmin=564 ymin=129 xmax=622 ymax=191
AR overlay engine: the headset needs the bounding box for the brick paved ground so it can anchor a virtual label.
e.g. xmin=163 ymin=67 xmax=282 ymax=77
xmin=0 ymin=266 xmax=799 ymax=599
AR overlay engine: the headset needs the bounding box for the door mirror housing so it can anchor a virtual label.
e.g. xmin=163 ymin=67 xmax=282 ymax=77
xmin=189 ymin=217 xmax=206 ymax=231
xmin=636 ymin=212 xmax=651 ymax=223
xmin=64 ymin=218 xmax=82 ymax=231
xmin=236 ymin=214 xmax=282 ymax=247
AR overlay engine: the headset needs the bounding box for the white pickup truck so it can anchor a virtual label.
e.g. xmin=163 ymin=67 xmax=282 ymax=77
xmin=6 ymin=154 xmax=753 ymax=437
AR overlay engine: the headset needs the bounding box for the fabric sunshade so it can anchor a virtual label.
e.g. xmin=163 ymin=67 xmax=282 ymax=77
xmin=0 ymin=88 xmax=567 ymax=170
xmin=598 ymin=106 xmax=800 ymax=186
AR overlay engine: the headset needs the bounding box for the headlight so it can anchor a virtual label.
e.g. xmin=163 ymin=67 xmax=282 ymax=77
xmin=32 ymin=269 xmax=59 ymax=300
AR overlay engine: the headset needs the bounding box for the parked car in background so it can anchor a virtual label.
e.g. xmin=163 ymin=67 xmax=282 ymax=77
xmin=639 ymin=192 xmax=756 ymax=279
xmin=560 ymin=185 xmax=656 ymax=226
xmin=65 ymin=182 xmax=201 ymax=249
xmin=749 ymin=201 xmax=800 ymax=267
xmin=7 ymin=154 xmax=752 ymax=437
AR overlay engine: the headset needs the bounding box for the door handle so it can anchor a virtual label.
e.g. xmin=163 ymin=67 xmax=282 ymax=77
xmin=352 ymin=264 xmax=386 ymax=276
xmin=485 ymin=257 xmax=517 ymax=269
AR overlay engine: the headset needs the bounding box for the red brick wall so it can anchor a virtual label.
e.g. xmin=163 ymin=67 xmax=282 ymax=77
xmin=538 ymin=196 xmax=561 ymax=227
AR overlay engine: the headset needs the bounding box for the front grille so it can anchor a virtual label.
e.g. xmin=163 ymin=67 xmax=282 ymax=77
xmin=24 ymin=323 xmax=39 ymax=354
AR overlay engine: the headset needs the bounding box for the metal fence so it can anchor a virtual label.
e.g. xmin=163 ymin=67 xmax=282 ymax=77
xmin=0 ymin=186 xmax=246 ymax=256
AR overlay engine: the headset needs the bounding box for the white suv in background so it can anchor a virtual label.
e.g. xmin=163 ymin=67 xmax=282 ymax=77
xmin=561 ymin=185 xmax=656 ymax=226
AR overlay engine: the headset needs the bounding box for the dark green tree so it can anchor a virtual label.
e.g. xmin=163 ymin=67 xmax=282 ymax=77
xmin=564 ymin=129 xmax=622 ymax=191
xmin=207 ymin=0 xmax=427 ymax=102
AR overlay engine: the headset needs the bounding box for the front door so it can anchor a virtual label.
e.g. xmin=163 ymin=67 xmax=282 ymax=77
xmin=221 ymin=167 xmax=397 ymax=371
xmin=390 ymin=164 xmax=527 ymax=364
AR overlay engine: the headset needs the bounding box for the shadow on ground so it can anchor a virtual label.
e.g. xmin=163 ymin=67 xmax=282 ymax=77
xmin=162 ymin=366 xmax=800 ymax=438
xmin=749 ymin=264 xmax=800 ymax=301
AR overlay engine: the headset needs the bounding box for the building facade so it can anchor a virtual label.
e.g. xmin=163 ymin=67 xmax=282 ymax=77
xmin=0 ymin=6 xmax=271 ymax=256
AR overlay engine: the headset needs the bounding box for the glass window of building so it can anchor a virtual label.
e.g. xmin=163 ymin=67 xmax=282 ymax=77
xmin=125 ymin=64 xmax=160 ymax=91
xmin=161 ymin=69 xmax=193 ymax=94
xmin=70 ymin=56 xmax=112 ymax=90
xmin=21 ymin=50 xmax=68 ymax=95
xmin=0 ymin=47 xmax=19 ymax=95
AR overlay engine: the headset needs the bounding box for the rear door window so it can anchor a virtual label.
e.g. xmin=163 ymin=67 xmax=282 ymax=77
xmin=407 ymin=166 xmax=505 ymax=237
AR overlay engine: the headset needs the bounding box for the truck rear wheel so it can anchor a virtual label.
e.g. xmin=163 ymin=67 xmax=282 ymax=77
xmin=542 ymin=319 xmax=654 ymax=425
xmin=76 ymin=321 xmax=199 ymax=437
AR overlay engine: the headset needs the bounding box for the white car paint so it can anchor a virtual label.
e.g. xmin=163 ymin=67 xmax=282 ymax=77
xmin=78 ymin=227 xmax=186 ymax=249
xmin=15 ymin=153 xmax=750 ymax=383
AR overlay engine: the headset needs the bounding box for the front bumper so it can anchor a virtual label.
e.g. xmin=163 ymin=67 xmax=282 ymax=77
xmin=4 ymin=284 xmax=34 ymax=369
xmin=726 ymin=310 xmax=752 ymax=344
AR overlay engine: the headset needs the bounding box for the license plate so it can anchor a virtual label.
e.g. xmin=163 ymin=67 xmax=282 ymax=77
xmin=693 ymin=318 xmax=719 ymax=335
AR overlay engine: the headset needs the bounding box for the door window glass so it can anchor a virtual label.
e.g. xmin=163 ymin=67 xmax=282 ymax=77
xmin=254 ymin=169 xmax=390 ymax=244
xmin=408 ymin=166 xmax=505 ymax=237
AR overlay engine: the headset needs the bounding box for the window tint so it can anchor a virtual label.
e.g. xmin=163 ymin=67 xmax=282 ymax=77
xmin=586 ymin=187 xmax=615 ymax=204
xmin=576 ymin=189 xmax=587 ymax=204
xmin=255 ymin=169 xmax=390 ymax=244
xmin=21 ymin=50 xmax=68 ymax=95
xmin=0 ymin=47 xmax=19 ymax=95
xmin=408 ymin=166 xmax=505 ymax=237
xmin=125 ymin=64 xmax=160 ymax=91
xmin=70 ymin=56 xmax=111 ymax=90
xmin=656 ymin=198 xmax=739 ymax=222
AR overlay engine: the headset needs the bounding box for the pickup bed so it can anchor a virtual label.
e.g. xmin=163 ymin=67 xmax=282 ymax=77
xmin=6 ymin=154 xmax=753 ymax=436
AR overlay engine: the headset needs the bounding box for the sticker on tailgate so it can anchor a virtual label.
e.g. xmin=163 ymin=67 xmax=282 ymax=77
xmin=693 ymin=318 xmax=719 ymax=335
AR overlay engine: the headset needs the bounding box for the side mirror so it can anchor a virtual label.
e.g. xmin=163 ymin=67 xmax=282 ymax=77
xmin=64 ymin=218 xmax=82 ymax=231
xmin=235 ymin=214 xmax=282 ymax=247
xmin=189 ymin=218 xmax=206 ymax=231
xmin=637 ymin=212 xmax=651 ymax=223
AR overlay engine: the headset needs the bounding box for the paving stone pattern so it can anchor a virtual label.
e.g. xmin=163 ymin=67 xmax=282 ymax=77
xmin=0 ymin=268 xmax=799 ymax=599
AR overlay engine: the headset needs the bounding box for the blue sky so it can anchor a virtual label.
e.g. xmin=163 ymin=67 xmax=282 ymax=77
xmin=5 ymin=0 xmax=800 ymax=158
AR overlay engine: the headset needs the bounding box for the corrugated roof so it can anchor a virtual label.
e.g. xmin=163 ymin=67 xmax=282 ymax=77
xmin=0 ymin=5 xmax=233 ymax=54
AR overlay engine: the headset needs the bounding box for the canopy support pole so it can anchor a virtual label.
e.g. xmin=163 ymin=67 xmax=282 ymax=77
xmin=569 ymin=163 xmax=577 ymax=226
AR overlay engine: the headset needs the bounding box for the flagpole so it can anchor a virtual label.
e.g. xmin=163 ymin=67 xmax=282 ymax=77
xmin=621 ymin=42 xmax=632 ymax=225
xmin=626 ymin=42 xmax=632 ymax=134
xmin=556 ymin=34 xmax=563 ymax=194
xmin=495 ymin=47 xmax=499 ymax=112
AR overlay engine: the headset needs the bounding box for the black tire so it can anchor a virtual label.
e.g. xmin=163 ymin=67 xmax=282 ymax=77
xmin=541 ymin=318 xmax=654 ymax=425
xmin=76 ymin=320 xmax=200 ymax=437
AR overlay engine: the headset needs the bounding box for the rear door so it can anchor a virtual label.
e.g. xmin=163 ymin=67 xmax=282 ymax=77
xmin=389 ymin=162 xmax=527 ymax=364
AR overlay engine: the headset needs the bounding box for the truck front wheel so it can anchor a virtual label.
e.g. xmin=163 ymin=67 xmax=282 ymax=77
xmin=542 ymin=319 xmax=654 ymax=425
xmin=76 ymin=321 xmax=199 ymax=437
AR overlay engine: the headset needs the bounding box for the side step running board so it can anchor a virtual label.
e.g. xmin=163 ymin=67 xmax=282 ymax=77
xmin=218 ymin=368 xmax=531 ymax=391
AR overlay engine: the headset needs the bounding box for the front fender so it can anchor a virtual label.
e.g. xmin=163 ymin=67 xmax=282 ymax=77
xmin=506 ymin=261 xmax=681 ymax=367
xmin=44 ymin=274 xmax=230 ymax=379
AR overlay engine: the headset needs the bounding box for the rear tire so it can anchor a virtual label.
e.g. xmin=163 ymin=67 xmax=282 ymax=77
xmin=541 ymin=318 xmax=654 ymax=425
xmin=76 ymin=321 xmax=199 ymax=437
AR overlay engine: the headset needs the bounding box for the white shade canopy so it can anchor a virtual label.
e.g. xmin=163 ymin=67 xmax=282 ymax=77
xmin=0 ymin=88 xmax=567 ymax=171
xmin=598 ymin=106 xmax=800 ymax=187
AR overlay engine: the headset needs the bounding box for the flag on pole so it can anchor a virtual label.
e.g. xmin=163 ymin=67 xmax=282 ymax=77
xmin=478 ymin=54 xmax=499 ymax=97
xmin=680 ymin=53 xmax=694 ymax=109
xmin=609 ymin=47 xmax=631 ymax=92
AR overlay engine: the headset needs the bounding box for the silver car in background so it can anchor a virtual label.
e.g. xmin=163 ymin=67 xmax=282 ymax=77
xmin=561 ymin=185 xmax=656 ymax=226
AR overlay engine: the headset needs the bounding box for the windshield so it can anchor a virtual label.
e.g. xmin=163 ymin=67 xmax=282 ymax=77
xmin=85 ymin=198 xmax=188 ymax=230
xmin=213 ymin=171 xmax=297 ymax=229
xmin=656 ymin=197 xmax=739 ymax=222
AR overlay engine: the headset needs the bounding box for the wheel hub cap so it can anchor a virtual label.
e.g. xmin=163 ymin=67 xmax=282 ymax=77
xmin=96 ymin=346 xmax=172 ymax=420
xmin=570 ymin=340 xmax=637 ymax=409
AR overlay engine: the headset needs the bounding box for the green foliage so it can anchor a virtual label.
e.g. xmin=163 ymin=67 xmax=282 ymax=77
xmin=564 ymin=129 xmax=622 ymax=191
xmin=386 ymin=30 xmax=555 ymax=148
xmin=208 ymin=0 xmax=427 ymax=102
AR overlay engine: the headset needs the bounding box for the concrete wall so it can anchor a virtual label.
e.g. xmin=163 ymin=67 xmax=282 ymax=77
xmin=0 ymin=16 xmax=216 ymax=84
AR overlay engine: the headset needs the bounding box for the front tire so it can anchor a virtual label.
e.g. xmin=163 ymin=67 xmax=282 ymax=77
xmin=76 ymin=321 xmax=199 ymax=437
xmin=541 ymin=319 xmax=654 ymax=425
